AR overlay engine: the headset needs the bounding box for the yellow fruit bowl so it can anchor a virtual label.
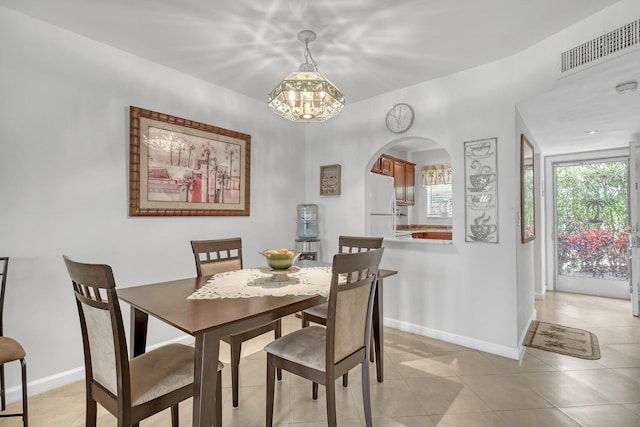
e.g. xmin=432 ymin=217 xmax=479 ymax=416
xmin=260 ymin=249 xmax=300 ymax=270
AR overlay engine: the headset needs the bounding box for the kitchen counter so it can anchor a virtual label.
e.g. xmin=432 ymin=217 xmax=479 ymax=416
xmin=396 ymin=224 xmax=452 ymax=240
xmin=396 ymin=224 xmax=452 ymax=232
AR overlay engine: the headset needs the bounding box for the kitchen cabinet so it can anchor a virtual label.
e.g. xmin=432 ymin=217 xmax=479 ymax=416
xmin=371 ymin=157 xmax=382 ymax=174
xmin=371 ymin=155 xmax=394 ymax=176
xmin=380 ymin=156 xmax=394 ymax=176
xmin=405 ymin=163 xmax=415 ymax=205
xmin=371 ymin=154 xmax=415 ymax=205
xmin=392 ymin=158 xmax=415 ymax=206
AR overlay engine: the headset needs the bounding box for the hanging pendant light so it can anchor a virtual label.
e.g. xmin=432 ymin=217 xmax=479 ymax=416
xmin=268 ymin=30 xmax=345 ymax=122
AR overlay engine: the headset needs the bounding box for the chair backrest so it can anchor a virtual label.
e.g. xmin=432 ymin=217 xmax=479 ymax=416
xmin=338 ymin=236 xmax=383 ymax=254
xmin=191 ymin=238 xmax=243 ymax=276
xmin=63 ymin=256 xmax=130 ymax=402
xmin=326 ymin=248 xmax=384 ymax=365
xmin=0 ymin=257 xmax=8 ymax=336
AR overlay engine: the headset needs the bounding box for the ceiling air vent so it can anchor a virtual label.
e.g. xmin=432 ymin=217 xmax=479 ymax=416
xmin=561 ymin=19 xmax=640 ymax=73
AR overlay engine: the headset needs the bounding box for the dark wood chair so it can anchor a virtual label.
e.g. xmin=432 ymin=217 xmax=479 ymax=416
xmin=301 ymin=235 xmax=383 ymax=386
xmin=265 ymin=248 xmax=384 ymax=427
xmin=190 ymin=238 xmax=282 ymax=408
xmin=0 ymin=257 xmax=28 ymax=426
xmin=63 ymin=255 xmax=223 ymax=427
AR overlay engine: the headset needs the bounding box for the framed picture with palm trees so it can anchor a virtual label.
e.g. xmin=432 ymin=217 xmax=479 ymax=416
xmin=129 ymin=106 xmax=250 ymax=216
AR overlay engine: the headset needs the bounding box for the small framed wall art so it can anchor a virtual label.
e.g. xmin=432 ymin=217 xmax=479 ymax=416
xmin=320 ymin=164 xmax=341 ymax=196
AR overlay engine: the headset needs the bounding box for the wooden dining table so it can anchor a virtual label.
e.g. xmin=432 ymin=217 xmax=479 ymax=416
xmin=117 ymin=266 xmax=397 ymax=427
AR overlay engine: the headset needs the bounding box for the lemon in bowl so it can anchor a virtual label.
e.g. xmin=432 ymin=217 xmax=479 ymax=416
xmin=261 ymin=249 xmax=299 ymax=270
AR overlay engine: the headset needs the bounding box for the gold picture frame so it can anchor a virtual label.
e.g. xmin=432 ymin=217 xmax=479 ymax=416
xmin=520 ymin=134 xmax=535 ymax=243
xmin=320 ymin=164 xmax=341 ymax=196
xmin=129 ymin=106 xmax=251 ymax=216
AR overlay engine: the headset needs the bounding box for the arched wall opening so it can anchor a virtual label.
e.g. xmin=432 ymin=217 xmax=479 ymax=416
xmin=364 ymin=136 xmax=453 ymax=240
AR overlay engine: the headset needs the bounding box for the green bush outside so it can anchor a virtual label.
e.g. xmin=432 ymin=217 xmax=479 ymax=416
xmin=555 ymin=161 xmax=628 ymax=279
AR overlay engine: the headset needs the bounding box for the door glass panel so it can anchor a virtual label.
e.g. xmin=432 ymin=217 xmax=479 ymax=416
xmin=555 ymin=160 xmax=628 ymax=281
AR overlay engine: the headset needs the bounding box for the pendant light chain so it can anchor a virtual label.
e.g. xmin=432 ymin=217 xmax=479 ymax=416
xmin=303 ymin=39 xmax=319 ymax=72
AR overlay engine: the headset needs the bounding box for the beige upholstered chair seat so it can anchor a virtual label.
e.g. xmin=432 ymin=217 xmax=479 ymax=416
xmin=0 ymin=337 xmax=26 ymax=364
xmin=301 ymin=303 xmax=327 ymax=320
xmin=265 ymin=326 xmax=326 ymax=371
xmin=129 ymin=343 xmax=222 ymax=406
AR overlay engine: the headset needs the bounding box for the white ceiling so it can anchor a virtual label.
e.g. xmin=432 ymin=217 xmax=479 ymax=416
xmin=518 ymin=48 xmax=640 ymax=156
xmin=2 ymin=0 xmax=638 ymax=155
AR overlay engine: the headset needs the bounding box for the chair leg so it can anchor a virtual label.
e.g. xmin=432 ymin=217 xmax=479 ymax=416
xmin=0 ymin=364 xmax=5 ymax=411
xmin=85 ymin=383 xmax=97 ymax=427
xmin=170 ymin=404 xmax=178 ymax=427
xmin=326 ymin=379 xmax=337 ymax=427
xmin=312 ymin=382 xmax=318 ymax=400
xmin=361 ymin=360 xmax=373 ymax=427
xmin=20 ymin=359 xmax=28 ymax=427
xmin=230 ymin=337 xmax=241 ymax=407
xmin=216 ymin=370 xmax=222 ymax=427
xmin=265 ymin=356 xmax=275 ymax=427
xmin=275 ymin=323 xmax=282 ymax=381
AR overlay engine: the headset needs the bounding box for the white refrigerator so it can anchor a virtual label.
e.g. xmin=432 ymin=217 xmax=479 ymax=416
xmin=368 ymin=173 xmax=396 ymax=239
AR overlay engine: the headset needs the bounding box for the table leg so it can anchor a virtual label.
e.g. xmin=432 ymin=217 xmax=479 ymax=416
xmin=373 ymin=278 xmax=384 ymax=382
xmin=130 ymin=307 xmax=148 ymax=358
xmin=193 ymin=330 xmax=222 ymax=427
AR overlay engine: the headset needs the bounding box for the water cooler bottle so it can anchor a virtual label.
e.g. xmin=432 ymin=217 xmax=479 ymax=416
xmin=295 ymin=204 xmax=321 ymax=261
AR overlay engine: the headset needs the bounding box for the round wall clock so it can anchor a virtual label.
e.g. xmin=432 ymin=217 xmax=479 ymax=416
xmin=385 ymin=103 xmax=414 ymax=133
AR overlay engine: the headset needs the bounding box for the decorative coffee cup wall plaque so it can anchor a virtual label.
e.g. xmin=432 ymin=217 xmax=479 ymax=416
xmin=464 ymin=137 xmax=498 ymax=243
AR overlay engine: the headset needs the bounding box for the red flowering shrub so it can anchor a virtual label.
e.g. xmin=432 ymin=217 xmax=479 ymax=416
xmin=557 ymin=228 xmax=628 ymax=278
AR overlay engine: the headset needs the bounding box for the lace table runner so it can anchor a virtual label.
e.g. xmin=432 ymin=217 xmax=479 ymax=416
xmin=187 ymin=266 xmax=334 ymax=299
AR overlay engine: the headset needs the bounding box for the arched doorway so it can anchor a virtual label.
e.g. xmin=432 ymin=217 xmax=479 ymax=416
xmin=365 ymin=137 xmax=453 ymax=240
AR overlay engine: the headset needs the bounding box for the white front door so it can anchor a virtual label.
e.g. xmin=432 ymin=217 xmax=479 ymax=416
xmin=553 ymin=156 xmax=630 ymax=299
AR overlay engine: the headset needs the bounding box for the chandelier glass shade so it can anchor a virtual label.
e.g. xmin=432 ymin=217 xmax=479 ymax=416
xmin=142 ymin=126 xmax=189 ymax=153
xmin=268 ymin=30 xmax=345 ymax=122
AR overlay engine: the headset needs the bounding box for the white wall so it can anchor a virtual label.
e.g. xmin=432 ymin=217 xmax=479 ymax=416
xmin=0 ymin=7 xmax=306 ymax=397
xmin=303 ymin=58 xmax=522 ymax=358
xmin=515 ymin=110 xmax=539 ymax=340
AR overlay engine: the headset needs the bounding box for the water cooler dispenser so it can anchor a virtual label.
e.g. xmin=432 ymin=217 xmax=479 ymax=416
xmin=295 ymin=204 xmax=321 ymax=261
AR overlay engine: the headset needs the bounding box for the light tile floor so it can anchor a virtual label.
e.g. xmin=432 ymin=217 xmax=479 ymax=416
xmin=2 ymin=291 xmax=640 ymax=426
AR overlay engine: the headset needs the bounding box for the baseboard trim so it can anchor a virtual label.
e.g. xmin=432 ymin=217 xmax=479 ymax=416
xmin=4 ymin=335 xmax=194 ymax=404
xmin=519 ymin=309 xmax=537 ymax=355
xmin=384 ymin=317 xmax=520 ymax=360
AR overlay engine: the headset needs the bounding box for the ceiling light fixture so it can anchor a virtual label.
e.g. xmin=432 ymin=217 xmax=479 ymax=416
xmin=268 ymin=30 xmax=345 ymax=122
xmin=586 ymin=130 xmax=599 ymax=135
xmin=615 ymin=80 xmax=638 ymax=94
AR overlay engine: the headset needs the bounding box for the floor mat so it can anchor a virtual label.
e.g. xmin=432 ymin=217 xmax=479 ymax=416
xmin=524 ymin=320 xmax=600 ymax=360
